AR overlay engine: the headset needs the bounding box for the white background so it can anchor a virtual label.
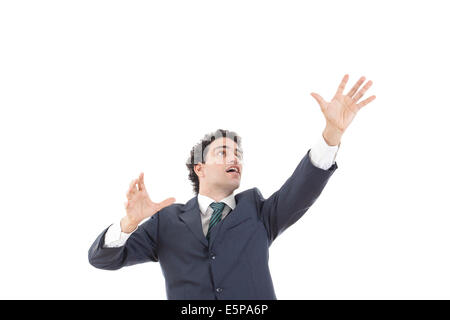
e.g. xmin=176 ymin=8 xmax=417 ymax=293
xmin=1 ymin=0 xmax=449 ymax=299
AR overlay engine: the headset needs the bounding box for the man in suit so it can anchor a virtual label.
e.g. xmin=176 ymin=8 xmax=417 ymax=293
xmin=88 ymin=74 xmax=376 ymax=299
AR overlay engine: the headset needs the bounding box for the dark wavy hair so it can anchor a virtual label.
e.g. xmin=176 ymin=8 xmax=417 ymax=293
xmin=186 ymin=129 xmax=242 ymax=195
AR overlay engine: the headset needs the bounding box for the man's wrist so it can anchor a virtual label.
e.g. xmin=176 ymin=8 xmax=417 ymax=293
xmin=120 ymin=216 xmax=139 ymax=233
xmin=323 ymin=124 xmax=343 ymax=146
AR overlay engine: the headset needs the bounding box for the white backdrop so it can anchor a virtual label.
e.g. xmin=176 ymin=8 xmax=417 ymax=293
xmin=1 ymin=0 xmax=449 ymax=299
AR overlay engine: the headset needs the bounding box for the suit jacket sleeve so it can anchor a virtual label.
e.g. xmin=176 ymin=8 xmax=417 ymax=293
xmin=256 ymin=148 xmax=338 ymax=244
xmin=88 ymin=213 xmax=160 ymax=270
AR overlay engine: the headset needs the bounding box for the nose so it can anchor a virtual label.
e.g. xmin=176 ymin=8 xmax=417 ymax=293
xmin=226 ymin=154 xmax=242 ymax=165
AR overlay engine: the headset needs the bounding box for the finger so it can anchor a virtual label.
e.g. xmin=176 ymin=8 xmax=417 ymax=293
xmin=310 ymin=92 xmax=327 ymax=111
xmin=346 ymin=76 xmax=366 ymax=97
xmin=127 ymin=184 xmax=136 ymax=200
xmin=137 ymin=173 xmax=142 ymax=191
xmin=353 ymin=80 xmax=373 ymax=102
xmin=356 ymin=95 xmax=376 ymax=109
xmin=126 ymin=181 xmax=134 ymax=200
xmin=129 ymin=179 xmax=138 ymax=194
xmin=138 ymin=172 xmax=146 ymax=192
xmin=335 ymin=74 xmax=349 ymax=97
xmin=157 ymin=197 xmax=176 ymax=211
xmin=129 ymin=179 xmax=136 ymax=191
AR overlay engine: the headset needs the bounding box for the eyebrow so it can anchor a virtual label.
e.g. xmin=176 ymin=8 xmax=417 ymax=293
xmin=213 ymin=145 xmax=243 ymax=155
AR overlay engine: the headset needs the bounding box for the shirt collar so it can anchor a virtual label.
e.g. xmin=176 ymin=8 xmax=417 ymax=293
xmin=197 ymin=192 xmax=236 ymax=215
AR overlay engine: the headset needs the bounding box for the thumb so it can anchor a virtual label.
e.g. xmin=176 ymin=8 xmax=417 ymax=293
xmin=310 ymin=92 xmax=327 ymax=111
xmin=157 ymin=197 xmax=176 ymax=211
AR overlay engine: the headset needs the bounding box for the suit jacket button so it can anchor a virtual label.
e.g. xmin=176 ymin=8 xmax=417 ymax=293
xmin=216 ymin=287 xmax=222 ymax=293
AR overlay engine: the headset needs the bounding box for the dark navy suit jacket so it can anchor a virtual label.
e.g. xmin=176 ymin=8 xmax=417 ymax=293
xmin=88 ymin=149 xmax=338 ymax=299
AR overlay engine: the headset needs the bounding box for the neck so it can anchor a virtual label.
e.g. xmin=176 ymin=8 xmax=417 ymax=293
xmin=198 ymin=186 xmax=234 ymax=202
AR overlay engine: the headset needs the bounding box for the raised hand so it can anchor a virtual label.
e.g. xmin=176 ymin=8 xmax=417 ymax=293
xmin=121 ymin=173 xmax=176 ymax=233
xmin=310 ymin=74 xmax=376 ymax=145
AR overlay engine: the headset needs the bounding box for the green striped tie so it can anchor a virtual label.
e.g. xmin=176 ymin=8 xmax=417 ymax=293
xmin=206 ymin=202 xmax=226 ymax=241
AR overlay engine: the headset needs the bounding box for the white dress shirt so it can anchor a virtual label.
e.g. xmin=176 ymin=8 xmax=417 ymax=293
xmin=198 ymin=192 xmax=236 ymax=237
xmin=103 ymin=134 xmax=340 ymax=248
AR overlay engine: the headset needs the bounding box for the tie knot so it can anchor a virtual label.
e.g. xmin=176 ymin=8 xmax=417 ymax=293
xmin=210 ymin=202 xmax=226 ymax=212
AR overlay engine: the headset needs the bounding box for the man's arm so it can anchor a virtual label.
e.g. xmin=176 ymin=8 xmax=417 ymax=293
xmin=88 ymin=214 xmax=160 ymax=270
xmin=257 ymin=73 xmax=376 ymax=244
xmin=256 ymin=136 xmax=338 ymax=244
xmin=88 ymin=173 xmax=174 ymax=269
xmin=102 ymin=220 xmax=137 ymax=248
xmin=309 ymin=133 xmax=340 ymax=170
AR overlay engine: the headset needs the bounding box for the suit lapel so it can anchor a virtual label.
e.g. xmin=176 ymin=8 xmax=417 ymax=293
xmin=178 ymin=196 xmax=209 ymax=248
xmin=208 ymin=191 xmax=250 ymax=247
xmin=178 ymin=191 xmax=251 ymax=249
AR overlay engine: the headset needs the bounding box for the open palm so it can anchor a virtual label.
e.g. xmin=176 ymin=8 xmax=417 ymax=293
xmin=311 ymin=74 xmax=376 ymax=133
xmin=125 ymin=173 xmax=176 ymax=224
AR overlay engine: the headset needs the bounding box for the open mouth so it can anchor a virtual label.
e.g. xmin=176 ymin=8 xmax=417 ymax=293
xmin=225 ymin=166 xmax=241 ymax=177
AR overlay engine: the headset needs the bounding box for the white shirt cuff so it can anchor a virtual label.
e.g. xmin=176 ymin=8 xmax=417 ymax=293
xmin=309 ymin=134 xmax=340 ymax=170
xmin=103 ymin=220 xmax=137 ymax=248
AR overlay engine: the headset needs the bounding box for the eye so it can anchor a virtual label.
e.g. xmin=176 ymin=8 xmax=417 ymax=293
xmin=217 ymin=150 xmax=225 ymax=156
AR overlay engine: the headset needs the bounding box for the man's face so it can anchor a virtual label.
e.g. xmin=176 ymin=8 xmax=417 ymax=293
xmin=195 ymin=137 xmax=243 ymax=194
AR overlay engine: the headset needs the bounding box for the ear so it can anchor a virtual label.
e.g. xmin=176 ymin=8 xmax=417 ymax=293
xmin=194 ymin=163 xmax=204 ymax=178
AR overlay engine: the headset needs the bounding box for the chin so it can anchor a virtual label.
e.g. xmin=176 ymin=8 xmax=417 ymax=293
xmin=229 ymin=182 xmax=240 ymax=191
xmin=218 ymin=179 xmax=240 ymax=193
